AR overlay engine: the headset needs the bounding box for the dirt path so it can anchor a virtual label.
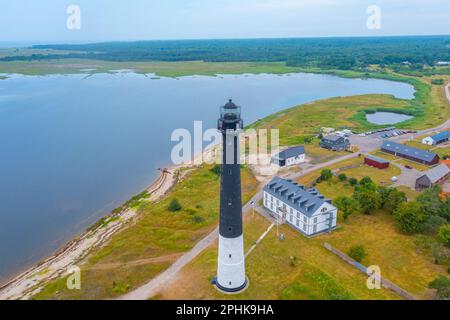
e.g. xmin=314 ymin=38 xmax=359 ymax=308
xmin=119 ymin=226 xmax=220 ymax=300
xmin=87 ymin=253 xmax=182 ymax=271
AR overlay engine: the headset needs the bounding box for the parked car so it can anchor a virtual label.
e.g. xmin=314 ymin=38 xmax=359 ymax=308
xmin=405 ymin=165 xmax=413 ymax=169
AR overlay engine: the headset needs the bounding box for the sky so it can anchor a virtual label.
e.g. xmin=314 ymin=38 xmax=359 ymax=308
xmin=0 ymin=0 xmax=449 ymax=43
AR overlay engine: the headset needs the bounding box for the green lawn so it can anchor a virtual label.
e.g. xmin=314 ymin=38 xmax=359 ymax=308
xmin=156 ymin=209 xmax=448 ymax=300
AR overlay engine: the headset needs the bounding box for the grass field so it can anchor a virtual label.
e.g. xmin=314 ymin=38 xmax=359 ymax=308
xmin=33 ymin=165 xmax=258 ymax=300
xmin=156 ymin=209 xmax=447 ymax=300
xmin=0 ymin=59 xmax=307 ymax=77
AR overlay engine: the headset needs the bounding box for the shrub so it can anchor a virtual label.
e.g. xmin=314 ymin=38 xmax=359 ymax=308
xmin=422 ymin=216 xmax=447 ymax=235
xmin=438 ymin=225 xmax=450 ymax=247
xmin=168 ymin=199 xmax=182 ymax=212
xmin=335 ymin=196 xmax=360 ymax=221
xmin=348 ymin=245 xmax=367 ymax=263
xmin=192 ymin=215 xmax=205 ymax=224
xmin=348 ymin=178 xmax=358 ymax=186
xmin=353 ymin=189 xmax=381 ymax=214
xmin=394 ymin=201 xmax=426 ymax=234
xmin=384 ymin=188 xmax=407 ymax=214
xmin=210 ymin=164 xmax=221 ymax=175
xmin=338 ymin=173 xmax=347 ymax=181
xmin=428 ymin=276 xmax=450 ymax=300
xmin=320 ymin=169 xmax=333 ymax=181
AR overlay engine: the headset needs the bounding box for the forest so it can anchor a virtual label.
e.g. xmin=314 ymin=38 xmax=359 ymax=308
xmin=1 ymin=36 xmax=450 ymax=71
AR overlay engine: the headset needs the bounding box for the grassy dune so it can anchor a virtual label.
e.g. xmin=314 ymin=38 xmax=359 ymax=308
xmin=33 ymin=165 xmax=257 ymax=300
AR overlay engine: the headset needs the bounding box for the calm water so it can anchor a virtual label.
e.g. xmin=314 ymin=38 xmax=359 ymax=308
xmin=0 ymin=72 xmax=414 ymax=283
xmin=366 ymin=111 xmax=413 ymax=125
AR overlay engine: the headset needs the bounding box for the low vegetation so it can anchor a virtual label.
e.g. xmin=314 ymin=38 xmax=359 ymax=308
xmin=33 ymin=165 xmax=257 ymax=300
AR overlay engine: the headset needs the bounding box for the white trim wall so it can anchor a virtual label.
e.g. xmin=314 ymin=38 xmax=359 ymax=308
xmin=263 ymin=191 xmax=337 ymax=236
xmin=421 ymin=137 xmax=436 ymax=146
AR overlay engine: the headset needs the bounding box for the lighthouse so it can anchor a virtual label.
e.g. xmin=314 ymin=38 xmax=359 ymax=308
xmin=215 ymin=99 xmax=247 ymax=293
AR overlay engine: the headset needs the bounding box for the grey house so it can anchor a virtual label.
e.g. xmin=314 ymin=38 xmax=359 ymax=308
xmin=320 ymin=134 xmax=350 ymax=151
xmin=263 ymin=177 xmax=337 ymax=236
xmin=271 ymin=146 xmax=306 ymax=167
xmin=415 ymin=164 xmax=450 ymax=190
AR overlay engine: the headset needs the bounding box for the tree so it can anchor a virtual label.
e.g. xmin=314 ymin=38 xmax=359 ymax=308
xmin=320 ymin=169 xmax=333 ymax=181
xmin=356 ymin=176 xmax=377 ymax=192
xmin=438 ymin=225 xmax=450 ymax=247
xmin=168 ymin=199 xmax=182 ymax=212
xmin=384 ymin=188 xmax=407 ymax=214
xmin=338 ymin=173 xmax=347 ymax=181
xmin=353 ymin=189 xmax=381 ymax=214
xmin=393 ymin=201 xmax=426 ymax=234
xmin=348 ymin=245 xmax=367 ymax=263
xmin=428 ymin=276 xmax=450 ymax=300
xmin=348 ymin=177 xmax=358 ymax=186
xmin=377 ymin=186 xmax=391 ymax=207
xmin=417 ymin=185 xmax=444 ymax=218
xmin=335 ymin=196 xmax=360 ymax=221
xmin=439 ymin=196 xmax=450 ymax=221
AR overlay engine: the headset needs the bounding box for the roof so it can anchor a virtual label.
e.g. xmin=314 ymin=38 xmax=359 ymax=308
xmin=273 ymin=146 xmax=305 ymax=161
xmin=263 ymin=177 xmax=333 ymax=217
xmin=419 ymin=164 xmax=450 ymax=183
xmin=322 ymin=134 xmax=343 ymax=142
xmin=365 ymin=155 xmax=389 ymax=164
xmin=223 ymin=99 xmax=238 ymax=109
xmin=381 ymin=141 xmax=439 ymax=163
xmin=431 ymin=131 xmax=450 ymax=142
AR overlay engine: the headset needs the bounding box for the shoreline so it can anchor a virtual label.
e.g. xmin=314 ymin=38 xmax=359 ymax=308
xmin=0 ymin=145 xmax=216 ymax=300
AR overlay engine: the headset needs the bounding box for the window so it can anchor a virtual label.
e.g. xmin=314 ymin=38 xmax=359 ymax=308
xmin=303 ymin=216 xmax=307 ymax=223
xmin=297 ymin=212 xmax=300 ymax=219
xmin=290 ymin=208 xmax=293 ymax=214
xmin=276 ymin=199 xmax=279 ymax=206
xmin=321 ymin=207 xmax=327 ymax=213
xmin=303 ymin=224 xmax=307 ymax=232
xmin=290 ymin=215 xmax=293 ymax=223
xmin=314 ymin=217 xmax=318 ymax=224
xmin=313 ymin=225 xmax=317 ymax=233
xmin=296 ymin=220 xmax=299 ymax=227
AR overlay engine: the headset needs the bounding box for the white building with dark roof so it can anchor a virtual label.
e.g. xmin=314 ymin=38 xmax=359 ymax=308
xmin=271 ymin=146 xmax=306 ymax=168
xmin=422 ymin=131 xmax=450 ymax=146
xmin=263 ymin=177 xmax=337 ymax=236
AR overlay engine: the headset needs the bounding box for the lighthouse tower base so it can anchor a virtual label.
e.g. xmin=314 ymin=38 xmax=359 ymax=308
xmin=214 ymin=235 xmax=248 ymax=293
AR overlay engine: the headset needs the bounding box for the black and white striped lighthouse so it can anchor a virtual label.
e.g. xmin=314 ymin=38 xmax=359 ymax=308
xmin=215 ymin=99 xmax=247 ymax=293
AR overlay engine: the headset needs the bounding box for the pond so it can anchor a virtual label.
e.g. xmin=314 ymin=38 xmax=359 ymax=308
xmin=366 ymin=112 xmax=413 ymax=125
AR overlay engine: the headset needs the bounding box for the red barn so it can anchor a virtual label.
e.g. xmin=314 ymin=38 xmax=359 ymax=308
xmin=364 ymin=155 xmax=390 ymax=169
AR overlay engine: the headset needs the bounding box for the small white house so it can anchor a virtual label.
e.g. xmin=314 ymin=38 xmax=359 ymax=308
xmin=271 ymin=146 xmax=306 ymax=168
xmin=263 ymin=177 xmax=337 ymax=236
xmin=422 ymin=131 xmax=450 ymax=146
xmin=422 ymin=136 xmax=436 ymax=146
